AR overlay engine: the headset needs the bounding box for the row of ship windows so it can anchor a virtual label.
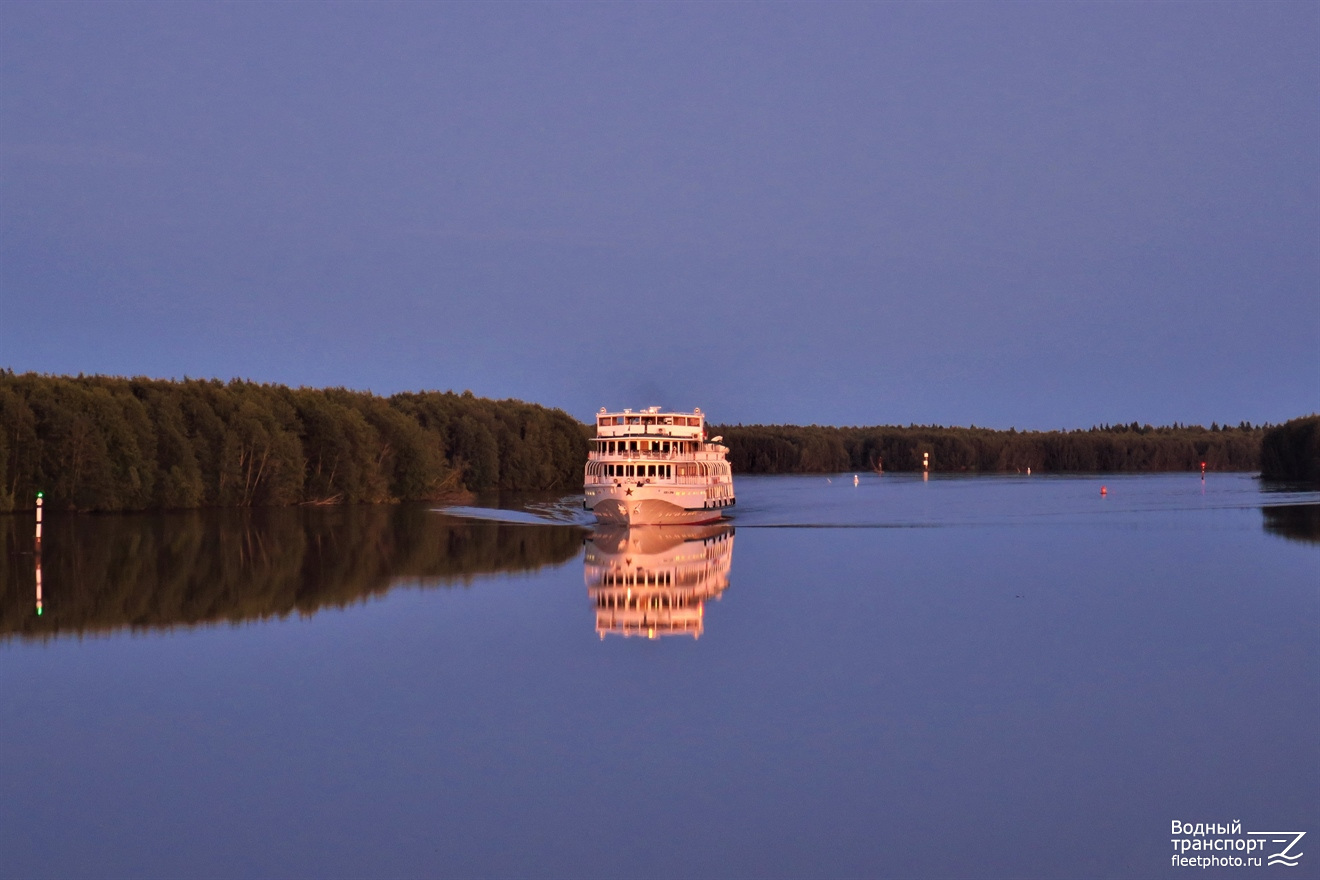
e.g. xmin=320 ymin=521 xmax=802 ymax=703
xmin=594 ymin=571 xmax=710 ymax=588
xmin=599 ymin=416 xmax=702 ymax=427
xmin=595 ymin=439 xmax=696 ymax=454
xmin=587 ymin=462 xmax=729 ymax=479
xmin=595 ymin=595 xmax=702 ymax=610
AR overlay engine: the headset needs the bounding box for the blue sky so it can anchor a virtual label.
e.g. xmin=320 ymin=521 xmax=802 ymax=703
xmin=2 ymin=1 xmax=1316 ymax=429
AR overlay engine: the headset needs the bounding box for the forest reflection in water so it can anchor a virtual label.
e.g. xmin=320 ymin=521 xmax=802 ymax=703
xmin=1262 ymin=502 xmax=1320 ymax=545
xmin=0 ymin=505 xmax=583 ymax=641
xmin=3 ymin=494 xmax=1312 ymax=641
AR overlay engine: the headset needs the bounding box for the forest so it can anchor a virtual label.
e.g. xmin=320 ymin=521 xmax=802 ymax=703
xmin=0 ymin=372 xmax=587 ymax=512
xmin=1260 ymin=415 xmax=1320 ymax=482
xmin=708 ymin=420 xmax=1267 ymax=475
xmin=1 ymin=371 xmax=1307 ymax=513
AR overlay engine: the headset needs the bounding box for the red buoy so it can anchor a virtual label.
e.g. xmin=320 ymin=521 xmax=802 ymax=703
xmin=1100 ymin=486 xmax=1107 ymax=496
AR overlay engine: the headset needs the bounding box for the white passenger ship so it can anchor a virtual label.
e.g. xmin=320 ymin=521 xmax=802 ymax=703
xmin=584 ymin=406 xmax=735 ymax=525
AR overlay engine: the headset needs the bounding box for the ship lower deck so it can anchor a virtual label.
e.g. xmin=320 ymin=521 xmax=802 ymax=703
xmin=589 ymin=495 xmax=730 ymax=526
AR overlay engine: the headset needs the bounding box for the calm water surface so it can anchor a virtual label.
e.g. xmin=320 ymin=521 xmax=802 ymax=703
xmin=2 ymin=473 xmax=1317 ymax=879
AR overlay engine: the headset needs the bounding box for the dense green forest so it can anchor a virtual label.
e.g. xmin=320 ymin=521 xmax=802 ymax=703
xmin=709 ymin=421 xmax=1266 ymax=475
xmin=0 ymin=372 xmax=587 ymax=512
xmin=1260 ymin=415 xmax=1320 ymax=483
xmin=1 ymin=504 xmax=584 ymax=640
xmin=1 ymin=371 xmax=1305 ymax=513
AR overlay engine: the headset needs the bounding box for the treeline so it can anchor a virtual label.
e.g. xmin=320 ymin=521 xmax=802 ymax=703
xmin=709 ymin=421 xmax=1266 ymax=474
xmin=0 ymin=372 xmax=587 ymax=512
xmin=1 ymin=504 xmax=584 ymax=640
xmin=1260 ymin=415 xmax=1320 ymax=483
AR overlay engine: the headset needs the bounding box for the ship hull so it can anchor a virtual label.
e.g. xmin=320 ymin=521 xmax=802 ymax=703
xmin=590 ymin=496 xmax=726 ymax=526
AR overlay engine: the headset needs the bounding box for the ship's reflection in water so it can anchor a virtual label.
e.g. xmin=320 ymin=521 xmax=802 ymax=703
xmin=584 ymin=524 xmax=735 ymax=640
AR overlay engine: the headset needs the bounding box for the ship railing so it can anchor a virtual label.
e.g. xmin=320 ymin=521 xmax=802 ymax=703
xmin=588 ymin=450 xmax=681 ymax=461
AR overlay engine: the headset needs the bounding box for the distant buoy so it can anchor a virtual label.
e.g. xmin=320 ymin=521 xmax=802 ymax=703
xmin=1100 ymin=486 xmax=1107 ymax=496
xmin=853 ymin=474 xmax=859 ymax=486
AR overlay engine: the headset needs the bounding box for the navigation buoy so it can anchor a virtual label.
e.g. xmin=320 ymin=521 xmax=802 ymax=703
xmin=1100 ymin=486 xmax=1107 ymax=496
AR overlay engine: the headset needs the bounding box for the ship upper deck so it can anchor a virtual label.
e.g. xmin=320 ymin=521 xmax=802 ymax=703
xmin=595 ymin=406 xmax=705 ymax=439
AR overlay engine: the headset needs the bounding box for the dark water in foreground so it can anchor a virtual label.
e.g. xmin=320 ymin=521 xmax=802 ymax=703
xmin=2 ymin=473 xmax=1317 ymax=879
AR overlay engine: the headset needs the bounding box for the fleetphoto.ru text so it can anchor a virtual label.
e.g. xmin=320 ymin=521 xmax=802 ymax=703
xmin=1171 ymin=821 xmax=1306 ymax=869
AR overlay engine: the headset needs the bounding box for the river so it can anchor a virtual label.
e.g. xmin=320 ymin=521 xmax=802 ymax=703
xmin=2 ymin=473 xmax=1317 ymax=878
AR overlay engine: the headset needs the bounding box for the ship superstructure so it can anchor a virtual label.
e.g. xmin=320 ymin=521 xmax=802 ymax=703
xmin=584 ymin=406 xmax=735 ymax=525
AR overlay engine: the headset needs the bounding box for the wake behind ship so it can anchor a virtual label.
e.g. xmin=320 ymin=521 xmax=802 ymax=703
xmin=584 ymin=407 xmax=735 ymax=525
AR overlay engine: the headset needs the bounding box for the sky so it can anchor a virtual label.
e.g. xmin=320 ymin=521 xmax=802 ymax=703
xmin=1 ymin=1 xmax=1316 ymax=430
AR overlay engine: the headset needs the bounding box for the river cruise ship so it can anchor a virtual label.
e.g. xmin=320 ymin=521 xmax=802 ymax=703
xmin=584 ymin=406 xmax=735 ymax=525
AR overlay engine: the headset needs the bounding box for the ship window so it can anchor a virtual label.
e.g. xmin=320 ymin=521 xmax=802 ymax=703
xmin=630 ymin=441 xmax=638 ymax=452
xmin=647 ymin=465 xmax=656 ymax=477
xmin=662 ymin=441 xmax=670 ymax=453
